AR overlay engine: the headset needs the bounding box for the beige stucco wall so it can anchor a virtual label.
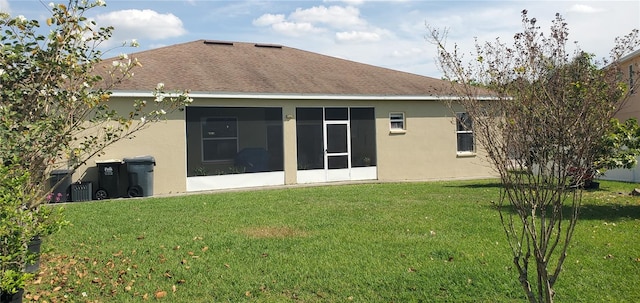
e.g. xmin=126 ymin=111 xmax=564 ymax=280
xmin=614 ymin=52 xmax=640 ymax=122
xmin=373 ymin=100 xmax=494 ymax=182
xmin=73 ymin=96 xmax=495 ymax=196
xmin=73 ymin=97 xmax=187 ymax=196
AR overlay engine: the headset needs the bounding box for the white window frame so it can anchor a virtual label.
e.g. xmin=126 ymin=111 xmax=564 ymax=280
xmin=630 ymin=64 xmax=635 ymax=94
xmin=389 ymin=112 xmax=406 ymax=134
xmin=201 ymin=116 xmax=239 ymax=162
xmin=456 ymin=112 xmax=475 ymax=155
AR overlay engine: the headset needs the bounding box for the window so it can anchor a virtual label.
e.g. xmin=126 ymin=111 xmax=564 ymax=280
xmin=456 ymin=112 xmax=474 ymax=153
xmin=389 ymin=112 xmax=405 ymax=131
xmin=201 ymin=117 xmax=238 ymax=162
xmin=630 ymin=65 xmax=635 ymax=94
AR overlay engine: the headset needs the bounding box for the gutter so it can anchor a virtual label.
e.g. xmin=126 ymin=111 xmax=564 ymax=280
xmin=110 ymin=91 xmax=499 ymax=101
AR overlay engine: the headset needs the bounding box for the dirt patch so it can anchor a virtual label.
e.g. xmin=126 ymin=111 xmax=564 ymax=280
xmin=241 ymin=226 xmax=308 ymax=238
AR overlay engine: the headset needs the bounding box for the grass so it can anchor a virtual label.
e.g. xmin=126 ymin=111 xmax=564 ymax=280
xmin=25 ymin=180 xmax=640 ymax=302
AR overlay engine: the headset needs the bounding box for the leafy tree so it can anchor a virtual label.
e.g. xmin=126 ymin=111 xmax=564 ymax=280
xmin=0 ymin=0 xmax=191 ymax=296
xmin=594 ymin=118 xmax=640 ymax=173
xmin=427 ymin=10 xmax=639 ymax=303
xmin=0 ymin=0 xmax=191 ymax=203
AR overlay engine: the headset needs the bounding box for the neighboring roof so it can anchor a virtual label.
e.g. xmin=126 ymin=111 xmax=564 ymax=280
xmin=98 ymin=40 xmax=454 ymax=97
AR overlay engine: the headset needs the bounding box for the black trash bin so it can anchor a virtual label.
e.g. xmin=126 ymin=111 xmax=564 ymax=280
xmin=123 ymin=156 xmax=156 ymax=197
xmin=71 ymin=181 xmax=93 ymax=202
xmin=95 ymin=159 xmax=122 ymax=200
xmin=49 ymin=169 xmax=72 ymax=202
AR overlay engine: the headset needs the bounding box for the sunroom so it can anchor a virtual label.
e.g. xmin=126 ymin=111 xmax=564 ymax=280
xmin=184 ymin=105 xmax=377 ymax=191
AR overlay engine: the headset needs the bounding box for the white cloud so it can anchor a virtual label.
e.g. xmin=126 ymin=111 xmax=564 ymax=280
xmin=254 ymin=5 xmax=365 ymax=37
xmin=253 ymin=13 xmax=325 ymax=37
xmin=322 ymin=0 xmax=408 ymax=4
xmin=323 ymin=0 xmax=365 ymax=5
xmin=568 ymin=4 xmax=602 ymax=14
xmin=392 ymin=47 xmax=426 ymax=58
xmin=252 ymin=13 xmax=285 ymax=26
xmin=0 ymin=0 xmax=10 ymax=14
xmin=336 ymin=27 xmax=392 ymax=43
xmin=273 ymin=21 xmax=326 ymax=37
xmin=290 ymin=5 xmax=366 ymax=29
xmin=94 ymin=9 xmax=186 ymax=44
xmin=336 ymin=30 xmax=380 ymax=42
xmin=254 ymin=4 xmax=392 ymax=42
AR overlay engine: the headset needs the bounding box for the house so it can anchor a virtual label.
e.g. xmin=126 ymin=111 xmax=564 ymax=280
xmin=599 ymin=49 xmax=640 ymax=183
xmin=78 ymin=40 xmax=496 ymax=196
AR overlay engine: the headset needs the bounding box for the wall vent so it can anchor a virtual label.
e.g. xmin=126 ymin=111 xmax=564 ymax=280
xmin=254 ymin=43 xmax=283 ymax=49
xmin=204 ymin=40 xmax=234 ymax=46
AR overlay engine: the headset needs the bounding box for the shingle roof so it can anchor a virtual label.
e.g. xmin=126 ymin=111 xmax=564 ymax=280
xmin=99 ymin=39 xmax=453 ymax=96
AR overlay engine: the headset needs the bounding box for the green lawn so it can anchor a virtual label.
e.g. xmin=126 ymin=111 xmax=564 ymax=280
xmin=26 ymin=180 xmax=640 ymax=302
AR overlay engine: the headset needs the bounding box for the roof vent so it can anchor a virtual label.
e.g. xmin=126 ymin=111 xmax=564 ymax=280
xmin=204 ymin=40 xmax=234 ymax=46
xmin=254 ymin=43 xmax=283 ymax=49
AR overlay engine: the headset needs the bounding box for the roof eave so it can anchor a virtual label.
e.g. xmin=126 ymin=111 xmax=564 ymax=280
xmin=109 ymin=90 xmax=497 ymax=101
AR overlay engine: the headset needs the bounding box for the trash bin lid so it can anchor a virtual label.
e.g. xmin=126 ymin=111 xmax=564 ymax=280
xmin=123 ymin=155 xmax=156 ymax=165
xmin=95 ymin=159 xmax=123 ymax=164
xmin=50 ymin=169 xmax=73 ymax=175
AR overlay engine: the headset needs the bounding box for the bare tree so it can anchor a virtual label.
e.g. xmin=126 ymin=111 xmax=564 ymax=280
xmin=427 ymin=10 xmax=639 ymax=303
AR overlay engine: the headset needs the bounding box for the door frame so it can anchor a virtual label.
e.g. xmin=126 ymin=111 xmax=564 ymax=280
xmin=296 ymin=106 xmax=377 ymax=184
xmin=324 ymin=118 xmax=351 ymax=181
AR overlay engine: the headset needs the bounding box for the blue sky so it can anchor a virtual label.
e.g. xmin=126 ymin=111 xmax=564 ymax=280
xmin=1 ymin=0 xmax=639 ymax=77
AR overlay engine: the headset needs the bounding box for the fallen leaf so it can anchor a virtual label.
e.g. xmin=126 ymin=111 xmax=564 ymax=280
xmin=224 ymin=263 xmax=230 ymax=268
xmin=201 ymin=246 xmax=209 ymax=252
xmin=177 ymin=279 xmax=186 ymax=284
xmin=172 ymin=285 xmax=177 ymax=293
xmin=113 ymin=250 xmax=123 ymax=257
xmin=137 ymin=235 xmax=145 ymax=240
xmin=53 ymin=286 xmax=62 ymax=292
xmin=155 ymin=290 xmax=167 ymax=299
xmin=142 ymin=293 xmax=149 ymax=300
xmin=173 ymin=246 xmax=180 ymax=250
xmin=76 ymin=269 xmax=87 ymax=278
xmin=245 ymin=291 xmax=251 ymax=297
